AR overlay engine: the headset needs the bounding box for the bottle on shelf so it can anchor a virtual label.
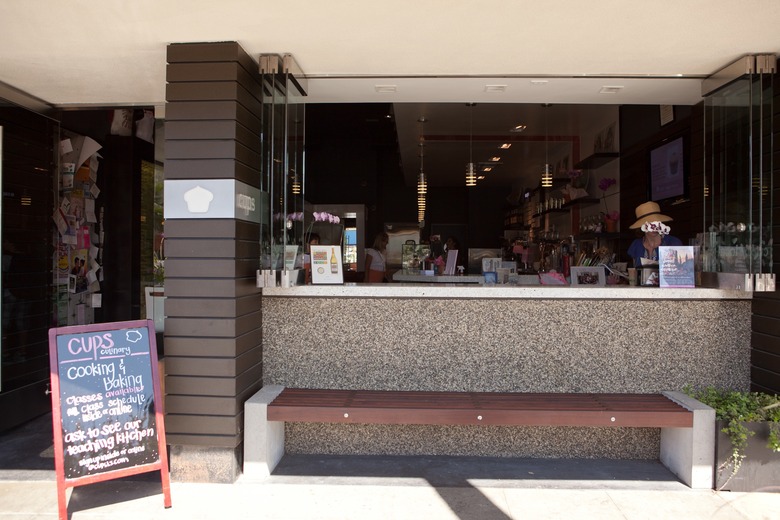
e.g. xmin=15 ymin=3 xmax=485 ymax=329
xmin=330 ymin=247 xmax=338 ymax=274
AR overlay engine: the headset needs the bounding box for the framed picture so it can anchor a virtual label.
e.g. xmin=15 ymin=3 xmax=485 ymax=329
xmin=570 ymin=266 xmax=606 ymax=286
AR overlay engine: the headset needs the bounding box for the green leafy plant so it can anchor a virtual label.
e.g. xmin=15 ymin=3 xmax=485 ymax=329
xmin=684 ymin=386 xmax=780 ymax=490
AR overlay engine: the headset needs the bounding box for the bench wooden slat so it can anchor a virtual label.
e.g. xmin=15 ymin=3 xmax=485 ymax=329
xmin=267 ymin=388 xmax=693 ymax=428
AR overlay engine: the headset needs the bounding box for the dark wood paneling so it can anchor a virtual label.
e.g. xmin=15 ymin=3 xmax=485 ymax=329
xmin=164 ymin=159 xmax=260 ymax=185
xmin=750 ymin=61 xmax=780 ymax=392
xmin=752 ymin=315 xmax=780 ymax=337
xmin=166 ymin=62 xmax=255 ymax=85
xmin=164 ymin=218 xmax=258 ymax=240
xmin=165 ymin=384 xmax=259 ymax=416
xmin=164 ymin=434 xmax=241 ymax=449
xmin=164 ymin=42 xmax=265 ymax=467
xmin=752 ymin=294 xmax=780 ymax=318
xmin=751 ymin=367 xmax=780 ymax=394
xmin=165 ymin=238 xmax=259 ymax=259
xmin=165 ymin=294 xmax=262 ymax=318
xmin=165 ymin=361 xmax=262 ymax=397
xmin=165 ymin=350 xmax=261 ymax=378
xmin=752 ymin=350 xmax=780 ymax=374
xmin=165 ymin=258 xmax=259 ymax=278
xmin=164 ymin=413 xmax=243 ymax=436
xmin=166 ymin=101 xmax=261 ymax=133
xmin=165 ymin=120 xmax=255 ymax=142
xmin=163 ymin=328 xmax=262 ymax=358
xmin=167 ymin=42 xmax=259 ymax=80
xmin=164 ymin=310 xmax=262 ymax=338
xmin=164 ymin=277 xmax=258 ymax=298
xmin=752 ymin=331 xmax=780 ymax=356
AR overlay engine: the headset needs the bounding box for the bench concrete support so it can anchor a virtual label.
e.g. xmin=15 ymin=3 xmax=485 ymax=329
xmin=243 ymin=385 xmax=285 ymax=480
xmin=660 ymin=391 xmax=715 ymax=489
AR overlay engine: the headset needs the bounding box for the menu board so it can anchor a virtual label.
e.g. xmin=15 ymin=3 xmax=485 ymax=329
xmin=48 ymin=320 xmax=170 ymax=518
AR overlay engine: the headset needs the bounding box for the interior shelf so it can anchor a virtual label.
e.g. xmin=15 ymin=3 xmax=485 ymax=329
xmin=574 ymin=152 xmax=619 ymax=170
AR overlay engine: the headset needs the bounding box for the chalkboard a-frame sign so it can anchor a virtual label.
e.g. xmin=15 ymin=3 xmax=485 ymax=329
xmin=48 ymin=319 xmax=171 ymax=519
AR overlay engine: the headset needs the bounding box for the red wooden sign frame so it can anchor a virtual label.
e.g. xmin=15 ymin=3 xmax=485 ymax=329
xmin=48 ymin=319 xmax=171 ymax=519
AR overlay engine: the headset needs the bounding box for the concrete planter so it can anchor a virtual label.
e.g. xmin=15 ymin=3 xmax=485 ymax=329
xmin=715 ymin=420 xmax=780 ymax=491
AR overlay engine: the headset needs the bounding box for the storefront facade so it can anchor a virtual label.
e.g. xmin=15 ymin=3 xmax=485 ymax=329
xmin=0 ymin=39 xmax=778 ymax=484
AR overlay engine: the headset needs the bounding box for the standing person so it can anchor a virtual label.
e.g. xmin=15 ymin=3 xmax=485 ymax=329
xmin=627 ymin=201 xmax=682 ymax=267
xmin=364 ymin=232 xmax=389 ymax=283
xmin=303 ymin=232 xmax=320 ymax=284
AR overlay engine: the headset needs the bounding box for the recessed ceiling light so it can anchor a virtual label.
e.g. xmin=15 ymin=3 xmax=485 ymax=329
xmin=599 ymin=86 xmax=624 ymax=94
xmin=510 ymin=125 xmax=527 ymax=133
xmin=499 ymin=143 xmax=511 ymax=149
xmin=374 ymin=85 xmax=397 ymax=93
xmin=484 ymin=84 xmax=507 ymax=93
xmin=477 ymin=175 xmax=486 ymax=180
xmin=482 ymin=166 xmax=492 ymax=172
xmin=490 ymin=156 xmax=501 ymax=162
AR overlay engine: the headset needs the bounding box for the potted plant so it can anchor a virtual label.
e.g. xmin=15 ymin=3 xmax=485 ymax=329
xmin=685 ymin=386 xmax=780 ymax=491
xmin=603 ymin=210 xmax=619 ymax=233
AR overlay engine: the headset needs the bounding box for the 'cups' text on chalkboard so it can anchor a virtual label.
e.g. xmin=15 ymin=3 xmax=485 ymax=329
xmin=54 ymin=325 xmax=159 ymax=479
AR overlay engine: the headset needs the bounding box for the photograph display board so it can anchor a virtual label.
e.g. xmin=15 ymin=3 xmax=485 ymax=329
xmin=48 ymin=319 xmax=171 ymax=519
xmin=310 ymin=245 xmax=344 ymax=284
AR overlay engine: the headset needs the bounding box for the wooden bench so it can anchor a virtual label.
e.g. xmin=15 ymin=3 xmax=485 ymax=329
xmin=244 ymin=386 xmax=715 ymax=489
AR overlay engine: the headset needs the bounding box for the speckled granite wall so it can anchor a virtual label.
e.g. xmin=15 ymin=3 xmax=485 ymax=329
xmin=261 ymin=296 xmax=750 ymax=458
xmin=285 ymin=424 xmax=660 ymax=459
xmin=263 ymin=297 xmax=750 ymax=393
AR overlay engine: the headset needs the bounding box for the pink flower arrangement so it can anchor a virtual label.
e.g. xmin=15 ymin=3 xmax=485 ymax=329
xmin=605 ymin=210 xmax=619 ymax=222
xmin=313 ymin=212 xmax=340 ymax=224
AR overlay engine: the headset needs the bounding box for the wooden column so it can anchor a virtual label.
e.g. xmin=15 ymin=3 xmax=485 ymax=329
xmin=164 ymin=42 xmax=263 ymax=482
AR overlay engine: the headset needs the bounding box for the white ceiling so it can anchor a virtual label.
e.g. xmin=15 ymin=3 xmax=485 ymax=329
xmin=1 ymin=1 xmax=778 ymax=188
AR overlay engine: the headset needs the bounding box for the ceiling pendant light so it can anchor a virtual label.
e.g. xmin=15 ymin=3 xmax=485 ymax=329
xmin=465 ymin=103 xmax=477 ymax=187
xmin=291 ymin=169 xmax=301 ymax=194
xmin=417 ymin=139 xmax=427 ymax=195
xmin=541 ymin=103 xmax=553 ymax=188
xmin=416 ymin=118 xmax=427 ymax=223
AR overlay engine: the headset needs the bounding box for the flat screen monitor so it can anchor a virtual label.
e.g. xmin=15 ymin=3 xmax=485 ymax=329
xmin=649 ymin=135 xmax=687 ymax=202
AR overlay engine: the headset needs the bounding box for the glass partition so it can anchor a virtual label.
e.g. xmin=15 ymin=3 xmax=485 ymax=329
xmin=259 ymin=54 xmax=307 ymax=275
xmin=702 ymin=55 xmax=774 ymax=289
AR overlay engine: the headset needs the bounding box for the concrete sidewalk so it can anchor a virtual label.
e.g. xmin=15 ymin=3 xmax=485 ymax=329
xmin=1 ymin=455 xmax=779 ymax=519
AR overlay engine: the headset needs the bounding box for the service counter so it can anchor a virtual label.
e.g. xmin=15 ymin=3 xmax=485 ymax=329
xmin=260 ymin=284 xmax=751 ymax=459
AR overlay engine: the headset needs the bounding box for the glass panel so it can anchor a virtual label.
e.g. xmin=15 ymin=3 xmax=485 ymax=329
xmin=260 ymin=55 xmax=307 ymax=275
xmin=702 ymin=63 xmax=773 ymax=281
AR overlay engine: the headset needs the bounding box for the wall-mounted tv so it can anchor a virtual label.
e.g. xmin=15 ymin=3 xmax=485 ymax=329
xmin=649 ymin=135 xmax=687 ymax=202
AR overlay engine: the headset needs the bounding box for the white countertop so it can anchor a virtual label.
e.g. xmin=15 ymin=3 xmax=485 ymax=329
xmin=262 ymin=283 xmax=752 ymax=300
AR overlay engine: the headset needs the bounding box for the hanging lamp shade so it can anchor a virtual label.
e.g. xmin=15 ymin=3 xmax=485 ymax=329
xmin=541 ymin=164 xmax=553 ymax=188
xmin=417 ymin=140 xmax=427 ymax=194
xmin=540 ymin=103 xmax=552 ymax=188
xmin=465 ymin=103 xmax=477 ymax=187
xmin=417 ymin=172 xmax=427 ymax=194
xmin=465 ymin=162 xmax=477 ymax=187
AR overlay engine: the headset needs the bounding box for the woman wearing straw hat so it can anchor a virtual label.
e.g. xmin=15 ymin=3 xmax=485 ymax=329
xmin=627 ymin=201 xmax=682 ymax=267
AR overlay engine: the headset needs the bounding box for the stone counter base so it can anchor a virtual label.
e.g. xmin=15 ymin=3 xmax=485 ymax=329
xmin=284 ymin=423 xmax=660 ymax=459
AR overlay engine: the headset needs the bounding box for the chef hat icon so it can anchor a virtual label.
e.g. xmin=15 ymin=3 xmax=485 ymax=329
xmin=183 ymin=185 xmax=214 ymax=213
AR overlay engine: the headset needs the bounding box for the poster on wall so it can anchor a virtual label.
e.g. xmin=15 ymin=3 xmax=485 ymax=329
xmin=310 ymin=245 xmax=344 ymax=284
